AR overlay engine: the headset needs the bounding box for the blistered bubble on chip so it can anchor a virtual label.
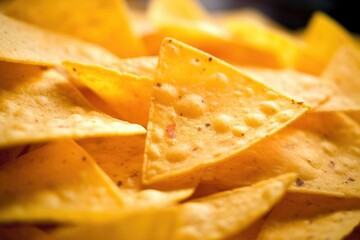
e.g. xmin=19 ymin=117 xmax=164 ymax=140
xmin=175 ymin=94 xmax=207 ymax=118
xmin=244 ymin=113 xmax=267 ymax=127
xmin=153 ymin=83 xmax=179 ymax=105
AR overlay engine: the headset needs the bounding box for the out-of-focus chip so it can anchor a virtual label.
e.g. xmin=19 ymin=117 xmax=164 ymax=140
xmin=295 ymin=12 xmax=360 ymax=75
xmin=49 ymin=207 xmax=179 ymax=240
xmin=143 ymin=38 xmax=310 ymax=184
xmin=146 ymin=0 xmax=286 ymax=68
xmin=221 ymin=14 xmax=302 ymax=67
xmin=0 ymin=0 xmax=145 ymax=58
xmin=174 ymin=173 xmax=296 ymax=240
xmin=64 ymin=61 xmax=154 ymax=127
xmin=238 ymin=67 xmax=332 ymax=108
xmin=0 ymin=62 xmax=145 ymax=148
xmin=258 ymin=193 xmax=360 ymax=240
xmin=317 ymin=46 xmax=360 ymax=111
xmin=0 ymin=140 xmax=124 ymax=224
xmin=0 ymin=13 xmax=118 ymax=66
xmin=78 ymin=136 xmax=196 ymax=208
xmin=201 ymin=112 xmax=360 ymax=197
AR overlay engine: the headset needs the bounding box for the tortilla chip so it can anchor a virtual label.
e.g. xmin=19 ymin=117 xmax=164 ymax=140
xmin=213 ymin=8 xmax=286 ymax=31
xmin=50 ymin=207 xmax=179 ymax=240
xmin=78 ymin=136 xmax=196 ymax=208
xmin=295 ymin=12 xmax=360 ymax=75
xmin=201 ymin=112 xmax=360 ymax=197
xmin=146 ymin=0 xmax=285 ymax=68
xmin=0 ymin=62 xmax=145 ymax=148
xmin=222 ymin=17 xmax=302 ymax=67
xmin=64 ymin=61 xmax=154 ymax=127
xmin=0 ymin=13 xmax=118 ymax=66
xmin=143 ymin=38 xmax=310 ymax=183
xmin=258 ymin=193 xmax=360 ymax=240
xmin=317 ymin=46 xmax=360 ymax=111
xmin=0 ymin=0 xmax=145 ymax=58
xmin=238 ymin=67 xmax=332 ymax=108
xmin=0 ymin=226 xmax=50 ymax=240
xmin=148 ymin=0 xmax=209 ymax=22
xmin=0 ymin=140 xmax=124 ymax=224
xmin=175 ymin=173 xmax=296 ymax=240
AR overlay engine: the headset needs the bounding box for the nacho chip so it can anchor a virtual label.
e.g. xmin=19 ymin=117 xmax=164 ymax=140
xmin=201 ymin=112 xmax=360 ymax=197
xmin=50 ymin=207 xmax=178 ymax=240
xmin=174 ymin=173 xmax=296 ymax=240
xmin=0 ymin=140 xmax=124 ymax=223
xmin=0 ymin=13 xmax=118 ymax=66
xmin=238 ymin=67 xmax=332 ymax=108
xmin=0 ymin=62 xmax=145 ymax=148
xmin=143 ymin=38 xmax=310 ymax=183
xmin=222 ymin=16 xmax=302 ymax=67
xmin=78 ymin=136 xmax=196 ymax=208
xmin=0 ymin=0 xmax=145 ymax=58
xmin=317 ymin=46 xmax=360 ymax=111
xmin=64 ymin=61 xmax=154 ymax=127
xmin=146 ymin=0 xmax=285 ymax=67
xmin=295 ymin=12 xmax=360 ymax=75
xmin=258 ymin=193 xmax=360 ymax=240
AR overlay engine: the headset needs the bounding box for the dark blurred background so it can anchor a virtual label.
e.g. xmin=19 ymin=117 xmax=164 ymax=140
xmin=199 ymin=0 xmax=359 ymax=33
xmin=138 ymin=0 xmax=359 ymax=34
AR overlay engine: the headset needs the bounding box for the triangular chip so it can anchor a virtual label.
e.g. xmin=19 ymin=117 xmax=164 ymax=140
xmin=143 ymin=38 xmax=310 ymax=183
xmin=295 ymin=12 xmax=360 ymax=75
xmin=258 ymin=193 xmax=360 ymax=240
xmin=0 ymin=0 xmax=145 ymax=58
xmin=174 ymin=173 xmax=296 ymax=240
xmin=238 ymin=67 xmax=332 ymax=108
xmin=78 ymin=136 xmax=196 ymax=208
xmin=317 ymin=46 xmax=360 ymax=111
xmin=0 ymin=13 xmax=118 ymax=66
xmin=63 ymin=60 xmax=155 ymax=127
xmin=0 ymin=140 xmax=124 ymax=223
xmin=201 ymin=112 xmax=360 ymax=197
xmin=0 ymin=62 xmax=145 ymax=148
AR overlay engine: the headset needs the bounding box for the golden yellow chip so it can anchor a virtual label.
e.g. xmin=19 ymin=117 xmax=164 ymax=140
xmin=0 ymin=62 xmax=145 ymax=148
xmin=295 ymin=12 xmax=360 ymax=75
xmin=143 ymin=38 xmax=310 ymax=184
xmin=146 ymin=0 xmax=286 ymax=68
xmin=175 ymin=173 xmax=296 ymax=240
xmin=0 ymin=14 xmax=119 ymax=66
xmin=258 ymin=193 xmax=360 ymax=240
xmin=222 ymin=16 xmax=302 ymax=67
xmin=78 ymin=136 xmax=196 ymax=208
xmin=238 ymin=67 xmax=332 ymax=108
xmin=64 ymin=61 xmax=154 ymax=127
xmin=317 ymin=46 xmax=360 ymax=111
xmin=202 ymin=112 xmax=360 ymax=197
xmin=0 ymin=140 xmax=124 ymax=224
xmin=0 ymin=0 xmax=145 ymax=58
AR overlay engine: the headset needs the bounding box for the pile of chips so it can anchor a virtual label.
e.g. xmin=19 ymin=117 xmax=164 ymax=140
xmin=1 ymin=0 xmax=360 ymax=239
